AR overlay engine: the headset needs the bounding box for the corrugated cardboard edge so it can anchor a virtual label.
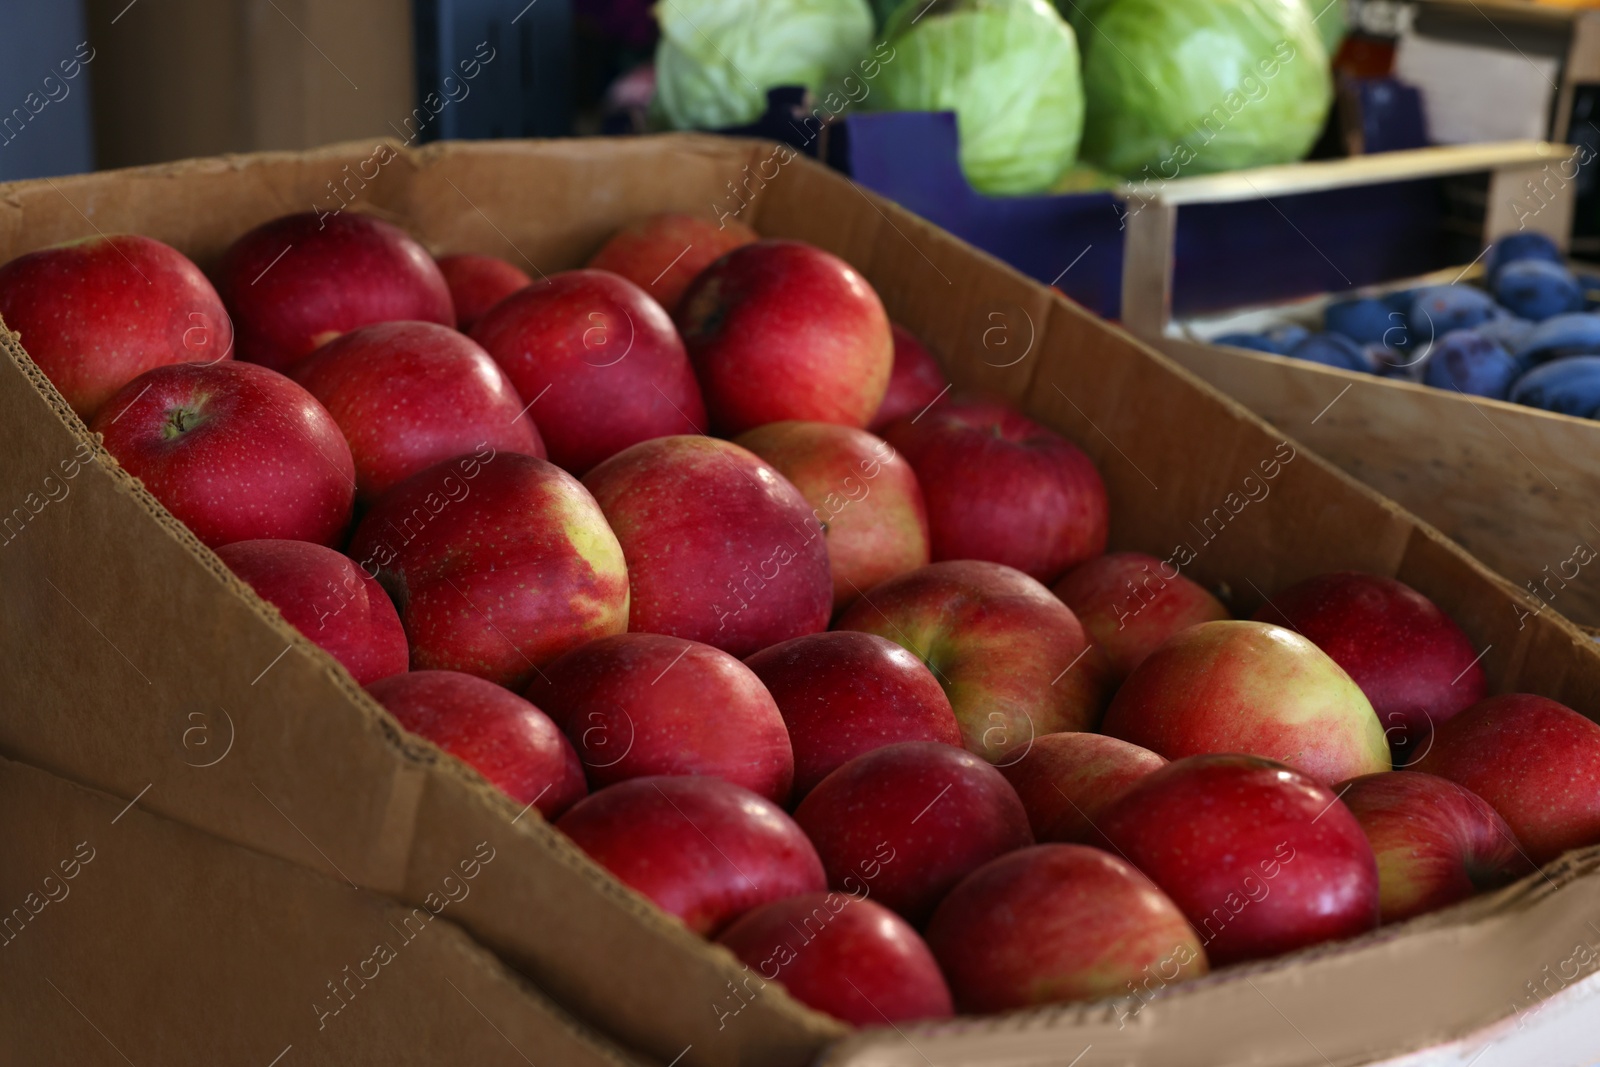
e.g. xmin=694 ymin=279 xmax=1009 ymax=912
xmin=1 ymin=134 xmax=1599 ymax=1067
xmin=0 ymin=310 xmax=467 ymax=895
xmin=824 ymin=844 xmax=1600 ymax=1066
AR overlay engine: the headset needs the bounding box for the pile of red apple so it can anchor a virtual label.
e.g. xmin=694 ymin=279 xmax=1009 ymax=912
xmin=7 ymin=209 xmax=1600 ymax=1028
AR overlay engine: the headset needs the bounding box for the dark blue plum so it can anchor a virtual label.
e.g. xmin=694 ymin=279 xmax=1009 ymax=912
xmin=1213 ymin=324 xmax=1310 ymax=356
xmin=1364 ymin=343 xmax=1406 ymax=371
xmin=1515 ymin=312 xmax=1600 ymax=366
xmin=1288 ymin=332 xmax=1371 ymax=373
xmin=1359 ymin=340 xmax=1425 ymax=377
xmin=1421 ymin=330 xmax=1520 ymax=399
xmin=1375 ymin=343 xmax=1425 ymax=380
xmin=1214 ymin=332 xmax=1280 ymax=354
xmin=1493 ymin=260 xmax=1582 ymax=321
xmin=1324 ymin=297 xmax=1394 ymax=345
xmin=1265 ymin=324 xmax=1311 ymax=352
xmin=1382 ymin=288 xmax=1421 ymax=314
xmin=1474 ymin=315 xmax=1536 ymax=353
xmin=1267 ymin=327 xmax=1305 ymax=351
xmin=1574 ymin=270 xmax=1600 ymax=310
xmin=1409 ymin=285 xmax=1497 ymax=340
xmin=1484 ymin=231 xmax=1564 ymax=282
xmin=1369 ymin=291 xmax=1420 ymax=350
xmin=1509 ymin=357 xmax=1600 ymax=417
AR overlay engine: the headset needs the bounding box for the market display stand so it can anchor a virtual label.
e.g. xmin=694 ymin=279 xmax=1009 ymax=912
xmin=1122 ymin=141 xmax=1600 ymax=627
xmin=5 ymin=135 xmax=1600 ymax=1067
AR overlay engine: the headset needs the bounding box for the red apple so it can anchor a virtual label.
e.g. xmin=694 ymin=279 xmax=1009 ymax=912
xmin=582 ymin=436 xmax=831 ymax=657
xmin=676 ymin=240 xmax=892 ymax=434
xmin=527 ymin=633 xmax=794 ymax=804
xmin=1053 ymin=551 xmax=1230 ymax=681
xmin=216 ymin=211 xmax=454 ymax=371
xmin=999 ymin=732 xmax=1166 ymax=845
xmin=347 ymin=451 xmax=629 ymax=689
xmin=1101 ymin=620 xmax=1391 ymax=784
xmin=714 ymin=892 xmax=953 ymax=1026
xmin=925 ymin=844 xmax=1207 ymax=1012
xmin=292 ymin=321 xmax=545 ymax=502
xmin=470 ymin=269 xmax=707 ymax=473
xmin=744 ymin=631 xmax=961 ymax=797
xmin=586 ymin=212 xmax=758 ymax=313
xmin=883 ymin=400 xmax=1108 ymax=584
xmin=1100 ymin=754 xmax=1381 ymax=965
xmin=366 ymin=669 xmax=586 ymax=817
xmin=556 ymin=775 xmax=825 ymax=936
xmin=868 ymin=325 xmax=948 ymax=432
xmin=1339 ymin=770 xmax=1534 ymax=923
xmin=1413 ymin=694 xmax=1600 ymax=865
xmin=1254 ymin=572 xmax=1487 ymax=762
xmin=734 ymin=422 xmax=930 ymax=611
xmin=90 ymin=361 xmax=355 ymax=548
xmin=0 ymin=234 xmax=233 ymax=419
xmin=834 ymin=561 xmax=1114 ymax=764
xmin=793 ymin=741 xmax=1034 ymax=925
xmin=215 ymin=539 xmax=406 ymax=685
xmin=435 ymin=253 xmax=532 ymax=332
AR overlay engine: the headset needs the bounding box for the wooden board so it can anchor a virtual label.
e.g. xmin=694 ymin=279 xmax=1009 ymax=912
xmin=1129 ymin=141 xmax=1569 ymax=206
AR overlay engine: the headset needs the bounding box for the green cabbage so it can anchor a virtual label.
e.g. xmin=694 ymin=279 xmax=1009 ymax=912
xmin=1058 ymin=0 xmax=1116 ymax=38
xmin=873 ymin=0 xmax=1085 ymax=196
xmin=654 ymin=0 xmax=876 ymax=130
xmin=870 ymin=0 xmax=905 ymax=25
xmin=1310 ymin=0 xmax=1348 ymax=56
xmin=1079 ymin=0 xmax=1332 ymax=179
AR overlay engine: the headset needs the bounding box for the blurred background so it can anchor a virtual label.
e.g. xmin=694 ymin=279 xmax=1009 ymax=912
xmin=1 ymin=1 xmax=1596 ymax=170
xmin=5 ymin=0 xmax=1600 ymax=312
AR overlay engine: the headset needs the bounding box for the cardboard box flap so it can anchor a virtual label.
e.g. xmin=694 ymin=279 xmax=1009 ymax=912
xmin=0 ymin=755 xmax=644 ymax=1067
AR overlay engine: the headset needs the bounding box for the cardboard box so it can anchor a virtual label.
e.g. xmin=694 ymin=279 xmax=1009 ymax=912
xmin=4 ymin=135 xmax=1600 ymax=1066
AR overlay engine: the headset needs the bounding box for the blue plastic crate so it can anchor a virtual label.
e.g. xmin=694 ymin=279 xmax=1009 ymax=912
xmin=836 ymin=110 xmax=1459 ymax=321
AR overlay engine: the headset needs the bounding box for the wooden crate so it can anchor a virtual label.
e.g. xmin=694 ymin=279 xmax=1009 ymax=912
xmin=1122 ymin=141 xmax=1600 ymax=626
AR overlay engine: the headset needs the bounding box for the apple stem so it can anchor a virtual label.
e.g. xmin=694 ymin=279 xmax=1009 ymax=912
xmin=163 ymin=407 xmax=202 ymax=439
